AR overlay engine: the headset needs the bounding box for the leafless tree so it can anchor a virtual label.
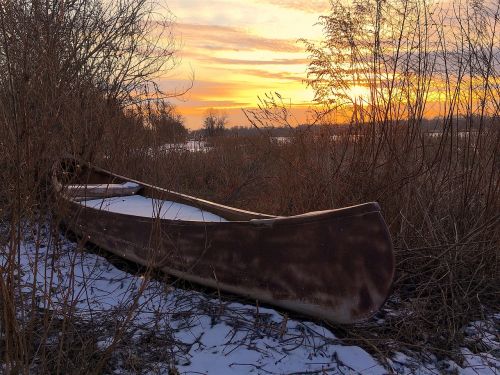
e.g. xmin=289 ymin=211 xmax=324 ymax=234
xmin=0 ymin=1 xmax=185 ymax=372
xmin=244 ymin=0 xmax=499 ymax=354
xmin=203 ymin=108 xmax=228 ymax=137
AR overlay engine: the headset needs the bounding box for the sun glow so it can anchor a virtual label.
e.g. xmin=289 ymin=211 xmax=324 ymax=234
xmin=346 ymin=85 xmax=371 ymax=103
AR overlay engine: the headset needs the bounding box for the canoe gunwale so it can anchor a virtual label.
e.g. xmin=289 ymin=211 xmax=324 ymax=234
xmin=69 ymin=201 xmax=383 ymax=227
xmin=53 ymin=158 xmax=382 ymax=224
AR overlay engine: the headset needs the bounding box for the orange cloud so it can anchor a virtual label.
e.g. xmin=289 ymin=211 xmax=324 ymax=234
xmin=179 ymin=100 xmax=252 ymax=112
xmin=188 ymin=80 xmax=261 ymax=98
xmin=176 ymin=23 xmax=302 ymax=53
xmin=195 ymin=56 xmax=310 ymax=66
xmin=259 ymin=0 xmax=331 ymax=13
xmin=162 ymin=3 xmax=323 ymax=128
xmin=162 ymin=79 xmax=261 ymax=106
xmin=241 ymin=69 xmax=304 ymax=82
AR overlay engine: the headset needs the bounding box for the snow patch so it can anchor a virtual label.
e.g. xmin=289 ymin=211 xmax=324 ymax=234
xmin=3 ymin=223 xmax=498 ymax=374
xmin=79 ymin=195 xmax=228 ymax=222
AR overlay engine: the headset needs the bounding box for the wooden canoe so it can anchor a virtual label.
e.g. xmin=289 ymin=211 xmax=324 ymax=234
xmin=52 ymin=158 xmax=395 ymax=324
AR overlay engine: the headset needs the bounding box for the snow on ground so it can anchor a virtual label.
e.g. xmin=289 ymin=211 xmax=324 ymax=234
xmin=158 ymin=140 xmax=210 ymax=153
xmin=2 ymin=225 xmax=499 ymax=374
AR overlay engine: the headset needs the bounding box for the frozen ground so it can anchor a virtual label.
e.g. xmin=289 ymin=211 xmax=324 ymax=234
xmin=157 ymin=140 xmax=210 ymax=153
xmin=3 ymin=226 xmax=499 ymax=374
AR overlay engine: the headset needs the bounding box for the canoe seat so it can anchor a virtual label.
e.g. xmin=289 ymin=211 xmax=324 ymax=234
xmin=64 ymin=182 xmax=141 ymax=198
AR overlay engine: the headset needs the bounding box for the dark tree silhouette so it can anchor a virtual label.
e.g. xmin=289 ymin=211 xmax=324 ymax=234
xmin=203 ymin=108 xmax=227 ymax=137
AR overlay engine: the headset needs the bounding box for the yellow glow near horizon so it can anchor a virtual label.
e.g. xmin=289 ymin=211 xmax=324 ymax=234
xmin=346 ymin=85 xmax=371 ymax=104
xmin=162 ymin=1 xmax=476 ymax=128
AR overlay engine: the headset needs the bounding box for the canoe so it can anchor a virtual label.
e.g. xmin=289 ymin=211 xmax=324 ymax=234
xmin=52 ymin=158 xmax=395 ymax=324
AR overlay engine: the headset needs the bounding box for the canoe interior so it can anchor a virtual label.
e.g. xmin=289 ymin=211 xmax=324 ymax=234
xmin=54 ymin=159 xmax=276 ymax=221
xmin=80 ymin=195 xmax=229 ymax=222
xmin=54 ymin=158 xmax=383 ymax=223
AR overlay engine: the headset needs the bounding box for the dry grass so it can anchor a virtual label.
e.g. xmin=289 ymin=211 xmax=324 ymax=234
xmin=105 ymin=119 xmax=499 ymax=358
xmin=0 ymin=1 xmax=180 ymax=373
xmin=0 ymin=0 xmax=499 ymax=372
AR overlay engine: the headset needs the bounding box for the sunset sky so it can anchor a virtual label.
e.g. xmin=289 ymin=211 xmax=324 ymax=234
xmin=161 ymin=0 xmax=329 ymax=129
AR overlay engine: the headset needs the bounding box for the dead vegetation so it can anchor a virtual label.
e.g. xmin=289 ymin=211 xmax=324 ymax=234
xmin=0 ymin=0 xmax=499 ymax=373
xmin=0 ymin=0 xmax=183 ymax=373
xmin=102 ymin=0 xmax=499 ymax=360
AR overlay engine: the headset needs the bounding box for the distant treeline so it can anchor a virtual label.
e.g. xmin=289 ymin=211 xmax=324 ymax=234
xmin=189 ymin=116 xmax=500 ymax=139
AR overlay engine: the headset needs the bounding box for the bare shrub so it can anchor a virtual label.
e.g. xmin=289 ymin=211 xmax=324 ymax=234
xmin=203 ymin=108 xmax=228 ymax=138
xmin=60 ymin=0 xmax=498 ymax=359
xmin=0 ymin=0 xmax=181 ymax=372
xmin=150 ymin=103 xmax=188 ymax=145
xmin=242 ymin=0 xmax=500 ymax=356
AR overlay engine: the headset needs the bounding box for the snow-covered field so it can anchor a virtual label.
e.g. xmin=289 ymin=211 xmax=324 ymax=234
xmin=4 ymin=226 xmax=499 ymax=374
xmin=159 ymin=140 xmax=210 ymax=153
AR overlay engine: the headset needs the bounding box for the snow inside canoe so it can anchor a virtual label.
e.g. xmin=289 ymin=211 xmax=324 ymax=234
xmin=79 ymin=195 xmax=227 ymax=222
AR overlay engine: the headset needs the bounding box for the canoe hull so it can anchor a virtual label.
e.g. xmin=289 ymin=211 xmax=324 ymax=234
xmin=58 ymin=196 xmax=394 ymax=324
